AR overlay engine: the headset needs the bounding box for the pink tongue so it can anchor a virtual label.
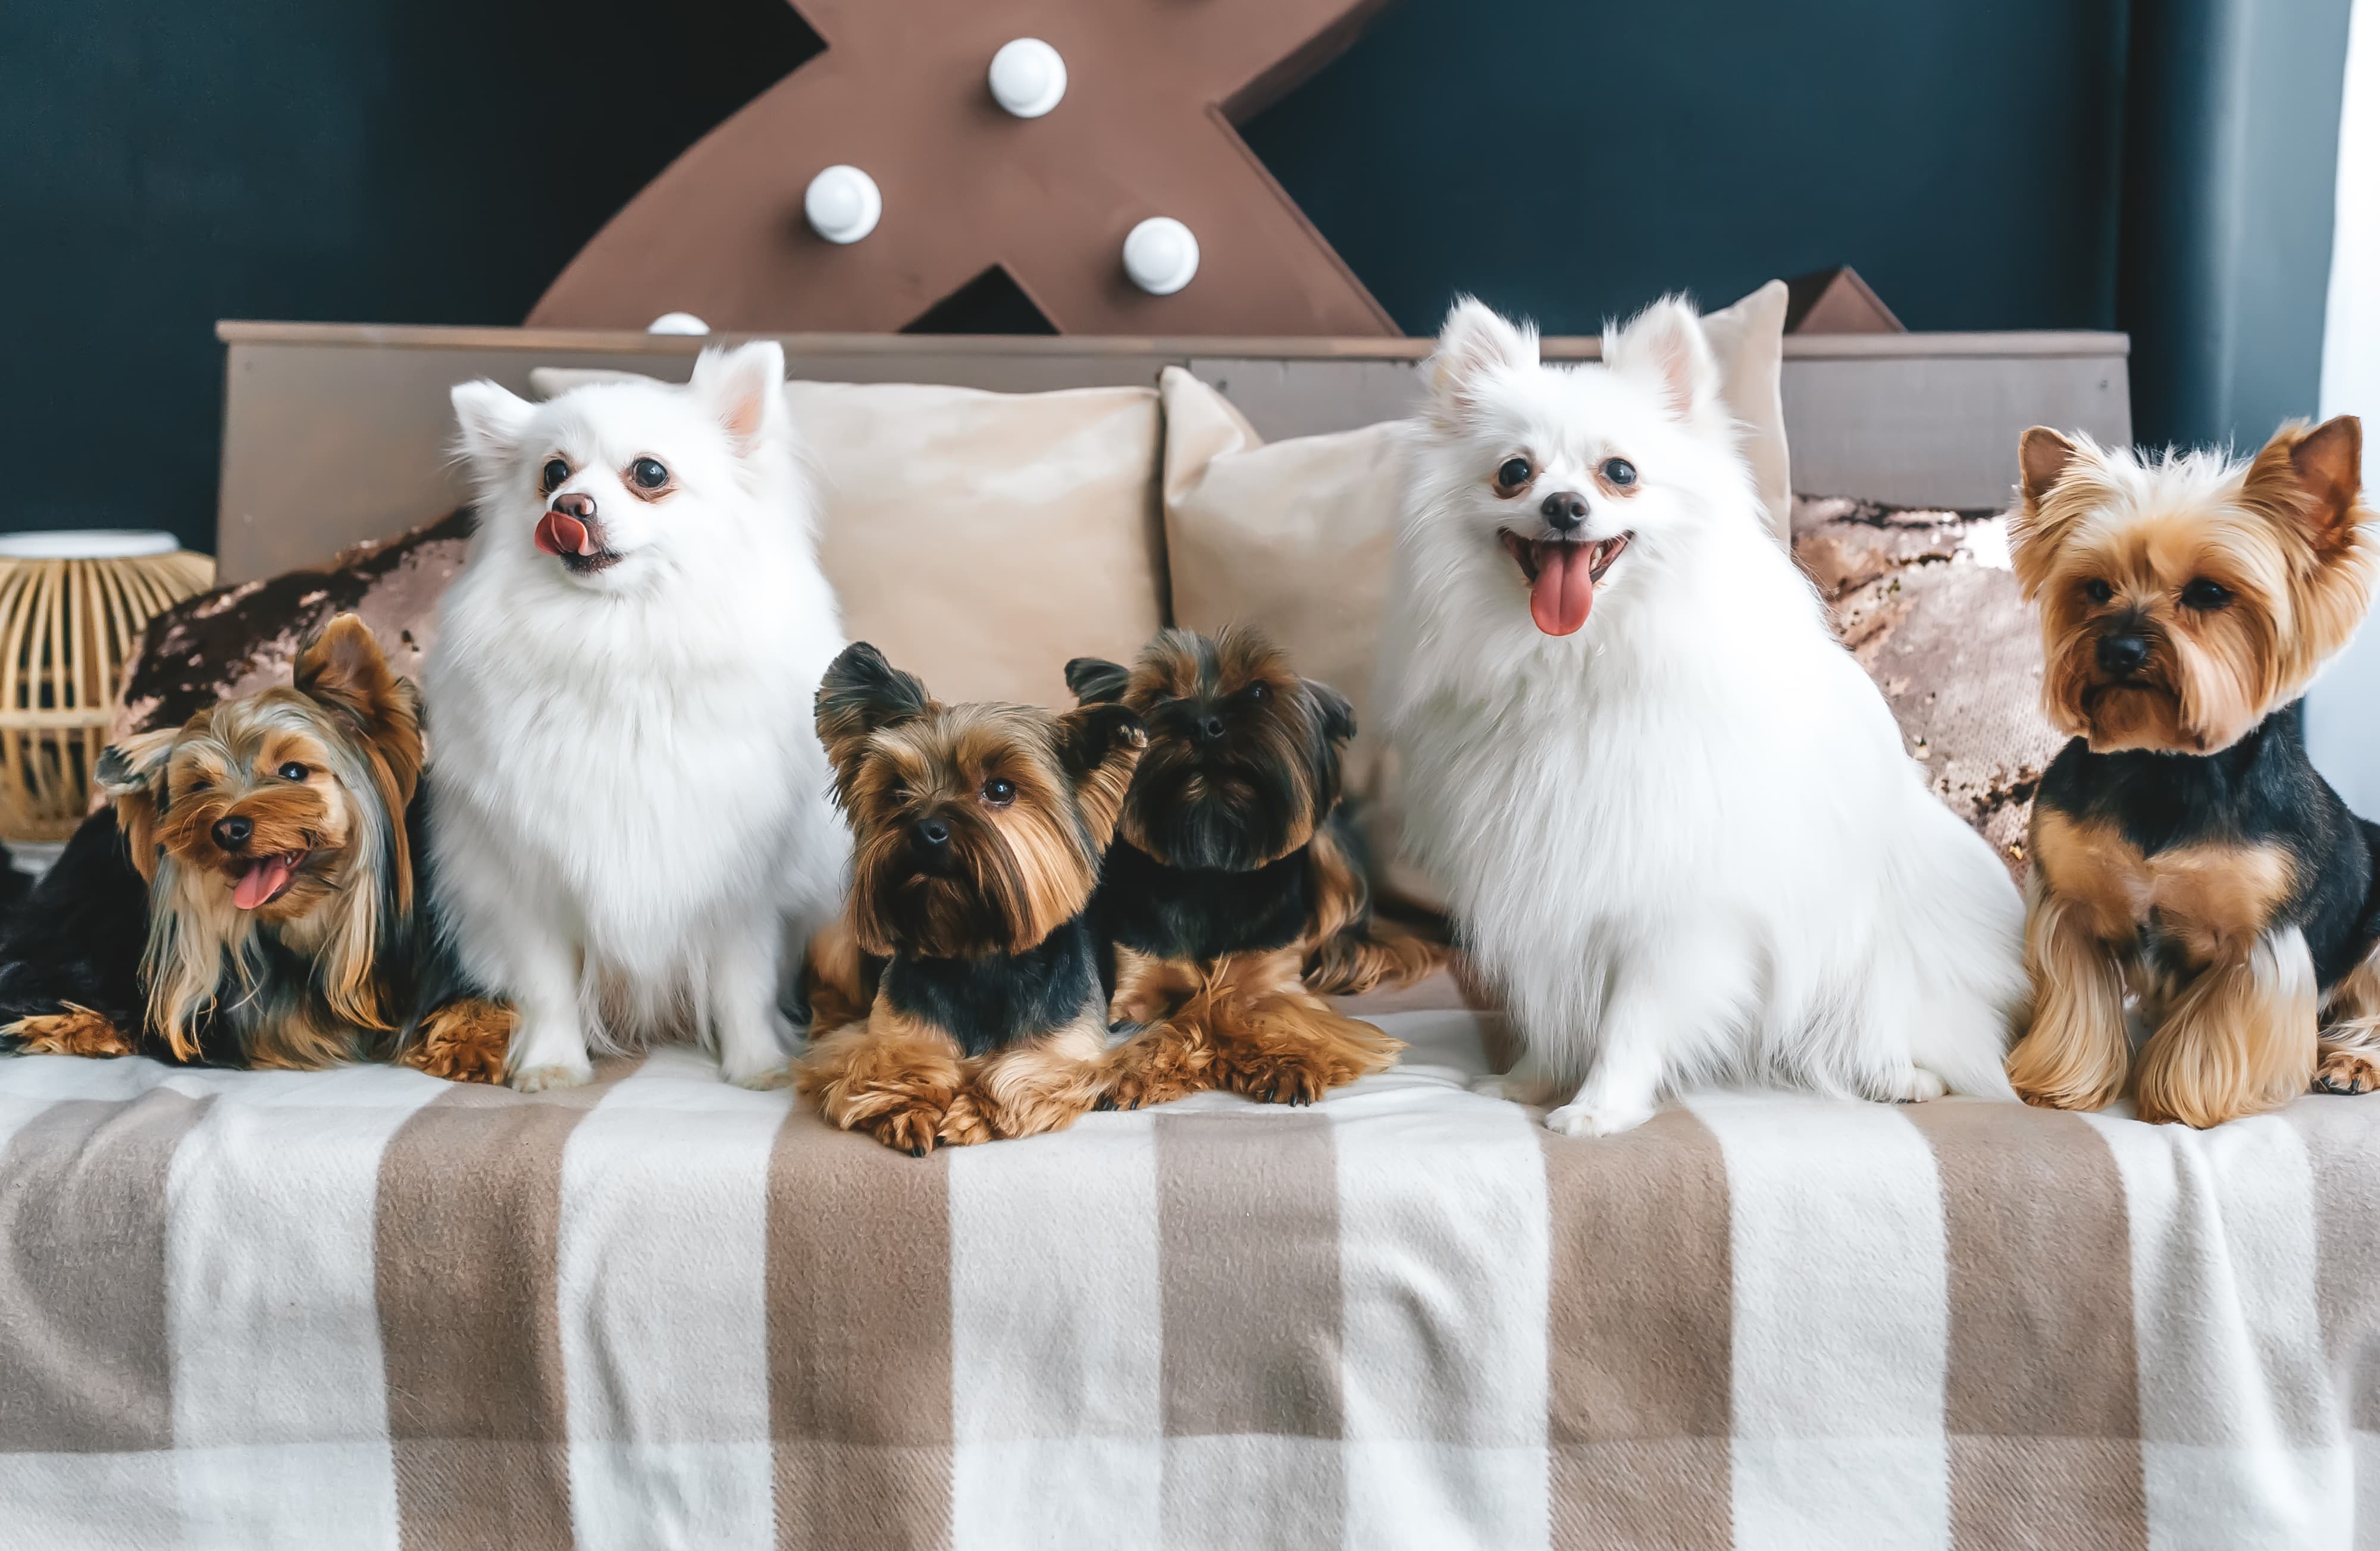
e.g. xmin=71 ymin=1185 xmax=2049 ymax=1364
xmin=1529 ymin=543 xmax=1595 ymax=635
xmin=536 ymin=510 xmax=592 ymax=557
xmin=233 ymin=856 xmax=293 ymax=911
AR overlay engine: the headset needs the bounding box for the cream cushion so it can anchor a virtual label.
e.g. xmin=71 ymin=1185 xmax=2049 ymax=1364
xmin=531 ymin=369 xmax=1165 ymax=708
xmin=1158 ymin=280 xmax=1791 ymax=903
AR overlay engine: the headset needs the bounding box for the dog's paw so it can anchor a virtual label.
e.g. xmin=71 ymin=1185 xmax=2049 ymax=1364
xmin=512 ymin=1060 xmax=593 ymax=1093
xmin=937 ymin=1089 xmax=995 ymax=1147
xmin=1468 ymin=1073 xmax=1517 ymax=1101
xmin=724 ymin=1058 xmax=795 ymax=1091
xmin=8 ymin=1005 xmax=134 ymax=1060
xmin=1544 ymin=1099 xmax=1654 ymax=1138
xmin=403 ymin=998 xmax=515 ymax=1085
xmin=1893 ymin=1066 xmax=1949 ymax=1103
xmin=868 ymin=1102 xmax=948 ymax=1157
xmin=2315 ymin=1046 xmax=2380 ymax=1096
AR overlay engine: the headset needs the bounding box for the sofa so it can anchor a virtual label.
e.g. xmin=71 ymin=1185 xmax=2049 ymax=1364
xmin=15 ymin=300 xmax=2369 ymax=1551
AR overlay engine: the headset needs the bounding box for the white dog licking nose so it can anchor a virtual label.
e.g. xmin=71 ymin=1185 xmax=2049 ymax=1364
xmin=1377 ymin=296 xmax=2025 ymax=1135
xmin=431 ymin=342 xmax=850 ymax=1091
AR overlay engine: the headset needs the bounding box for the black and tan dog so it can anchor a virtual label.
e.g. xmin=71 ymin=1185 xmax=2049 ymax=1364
xmin=797 ymin=641 xmax=1147 ymax=1154
xmin=2003 ymin=416 xmax=2380 ymax=1127
xmin=0 ymin=615 xmax=510 ymax=1080
xmin=1064 ymin=625 xmax=1439 ymax=1108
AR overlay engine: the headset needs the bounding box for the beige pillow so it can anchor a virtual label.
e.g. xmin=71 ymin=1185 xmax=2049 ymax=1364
xmin=530 ymin=369 xmax=1165 ymax=707
xmin=1160 ymin=281 xmax=1792 ymax=903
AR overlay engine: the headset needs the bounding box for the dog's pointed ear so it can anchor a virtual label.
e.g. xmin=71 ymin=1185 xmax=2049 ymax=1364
xmin=96 ymin=728 xmax=176 ymax=805
xmin=2245 ymin=415 xmax=2368 ymax=559
xmin=2018 ymin=427 xmax=2081 ymax=507
xmin=295 ymin=613 xmax=425 ymax=806
xmin=1605 ymin=295 xmax=1718 ymax=424
xmin=1429 ymin=297 xmax=1538 ymax=430
xmin=1055 ymin=702 xmax=1147 ymax=849
xmin=1064 ymin=656 xmax=1133 ymax=706
xmin=2006 ymin=429 xmax=2110 ymax=600
xmin=816 ymin=642 xmax=931 ymax=792
xmin=2246 ymin=415 xmax=2376 ymax=671
xmin=1304 ymin=679 xmax=1357 ymax=748
xmin=96 ymin=726 xmax=180 ymax=879
xmin=450 ymin=380 xmax=535 ymax=470
xmin=689 ymin=340 xmax=787 ymax=453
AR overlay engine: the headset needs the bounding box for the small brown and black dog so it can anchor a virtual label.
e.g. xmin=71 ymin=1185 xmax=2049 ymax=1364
xmin=797 ymin=641 xmax=1148 ymax=1154
xmin=2003 ymin=416 xmax=2380 ymax=1127
xmin=0 ymin=614 xmax=509 ymax=1080
xmin=1064 ymin=625 xmax=1440 ymax=1108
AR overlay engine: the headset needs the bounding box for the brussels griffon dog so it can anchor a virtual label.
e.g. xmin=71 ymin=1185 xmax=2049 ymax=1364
xmin=796 ymin=642 xmax=1147 ymax=1154
xmin=2003 ymin=416 xmax=2380 ymax=1127
xmin=0 ymin=615 xmax=509 ymax=1080
xmin=1063 ymin=625 xmax=1432 ymax=1108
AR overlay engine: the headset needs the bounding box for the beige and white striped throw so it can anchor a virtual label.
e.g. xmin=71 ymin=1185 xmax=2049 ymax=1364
xmin=0 ymin=978 xmax=2373 ymax=1548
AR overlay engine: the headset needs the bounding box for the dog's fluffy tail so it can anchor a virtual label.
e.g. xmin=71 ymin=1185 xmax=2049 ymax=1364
xmin=1302 ymin=813 xmax=1450 ymax=996
xmin=1887 ymin=800 xmax=2029 ymax=1101
xmin=1304 ymin=919 xmax=1447 ymax=998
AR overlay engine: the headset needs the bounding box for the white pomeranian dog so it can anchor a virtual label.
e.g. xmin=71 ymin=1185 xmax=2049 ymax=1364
xmin=1379 ymin=297 xmax=2024 ymax=1135
xmin=433 ymin=341 xmax=848 ymax=1091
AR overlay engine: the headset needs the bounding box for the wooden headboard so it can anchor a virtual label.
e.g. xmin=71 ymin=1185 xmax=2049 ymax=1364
xmin=214 ymin=322 xmax=2130 ymax=584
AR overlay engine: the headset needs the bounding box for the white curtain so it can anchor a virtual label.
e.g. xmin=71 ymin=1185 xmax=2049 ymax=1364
xmin=2309 ymin=0 xmax=2380 ymax=812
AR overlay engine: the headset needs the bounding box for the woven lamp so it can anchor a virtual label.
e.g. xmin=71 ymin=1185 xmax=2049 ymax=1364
xmin=0 ymin=531 xmax=215 ymax=843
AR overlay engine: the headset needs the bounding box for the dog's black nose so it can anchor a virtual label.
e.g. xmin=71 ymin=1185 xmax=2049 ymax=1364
xmin=552 ymin=491 xmax=596 ymax=519
xmin=2097 ymin=632 xmax=2150 ymax=676
xmin=915 ymin=817 xmax=950 ymax=847
xmin=1540 ymin=491 xmax=1587 ymax=532
xmin=213 ymin=815 xmax=253 ymax=851
xmin=1195 ymin=714 xmax=1226 ymax=743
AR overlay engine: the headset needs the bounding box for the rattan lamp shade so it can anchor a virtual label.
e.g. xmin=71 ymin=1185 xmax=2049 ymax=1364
xmin=0 ymin=532 xmax=215 ymax=843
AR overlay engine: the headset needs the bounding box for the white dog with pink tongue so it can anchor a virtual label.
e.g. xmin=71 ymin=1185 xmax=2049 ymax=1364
xmin=1379 ymin=296 xmax=2023 ymax=1135
xmin=431 ymin=341 xmax=847 ymax=1091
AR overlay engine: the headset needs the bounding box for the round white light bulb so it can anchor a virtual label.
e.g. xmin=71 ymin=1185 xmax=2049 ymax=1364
xmin=988 ymin=38 xmax=1067 ymax=118
xmin=647 ymin=312 xmax=709 ymax=335
xmin=804 ymin=165 xmax=882 ymax=244
xmin=1122 ymin=217 xmax=1199 ymax=296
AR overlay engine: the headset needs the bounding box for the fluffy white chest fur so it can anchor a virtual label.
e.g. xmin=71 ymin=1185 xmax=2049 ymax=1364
xmin=1382 ymin=297 xmax=2023 ymax=1135
xmin=430 ymin=343 xmax=848 ymax=1090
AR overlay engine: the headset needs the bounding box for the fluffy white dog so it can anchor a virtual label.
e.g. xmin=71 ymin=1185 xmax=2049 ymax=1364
xmin=434 ymin=341 xmax=847 ymax=1091
xmin=1379 ymin=297 xmax=2024 ymax=1135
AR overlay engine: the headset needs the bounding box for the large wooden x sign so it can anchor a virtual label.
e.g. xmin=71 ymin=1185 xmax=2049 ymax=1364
xmin=527 ymin=0 xmax=1400 ymax=335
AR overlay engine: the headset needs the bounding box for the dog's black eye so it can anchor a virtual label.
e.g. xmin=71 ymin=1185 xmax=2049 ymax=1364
xmin=1602 ymin=457 xmax=1638 ymax=488
xmin=277 ymin=762 xmax=308 ymax=782
xmin=629 ymin=458 xmax=669 ymax=491
xmin=1496 ymin=456 xmax=1533 ymax=493
xmin=1243 ymin=682 xmax=1267 ymax=701
xmin=540 ymin=458 xmax=569 ymax=493
xmin=2085 ymin=579 xmax=2113 ymax=604
xmin=2182 ymin=578 xmax=2232 ymax=611
xmin=981 ymin=777 xmax=1016 ymax=807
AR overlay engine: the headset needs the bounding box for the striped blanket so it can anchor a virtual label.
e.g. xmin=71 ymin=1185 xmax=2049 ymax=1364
xmin=1 ymin=977 xmax=2375 ymax=1549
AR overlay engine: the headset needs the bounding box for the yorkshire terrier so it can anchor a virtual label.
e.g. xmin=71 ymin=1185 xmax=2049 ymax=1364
xmin=796 ymin=642 xmax=1147 ymax=1154
xmin=1063 ymin=625 xmax=1435 ymax=1109
xmin=2003 ymin=416 xmax=2380 ymax=1127
xmin=0 ymin=615 xmax=511 ymax=1080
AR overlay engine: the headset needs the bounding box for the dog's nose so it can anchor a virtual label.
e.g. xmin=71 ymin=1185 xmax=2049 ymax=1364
xmin=914 ymin=817 xmax=950 ymax=848
xmin=1540 ymin=491 xmax=1587 ymax=532
xmin=2097 ymin=632 xmax=2150 ymax=676
xmin=551 ymin=492 xmax=596 ymax=519
xmin=213 ymin=815 xmax=253 ymax=851
xmin=1195 ymin=714 xmax=1226 ymax=743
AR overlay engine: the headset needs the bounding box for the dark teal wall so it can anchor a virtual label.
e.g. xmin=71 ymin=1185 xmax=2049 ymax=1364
xmin=1250 ymin=0 xmax=2131 ymax=336
xmin=0 ymin=0 xmax=818 ymax=551
xmin=2 ymin=0 xmax=2332 ymax=550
